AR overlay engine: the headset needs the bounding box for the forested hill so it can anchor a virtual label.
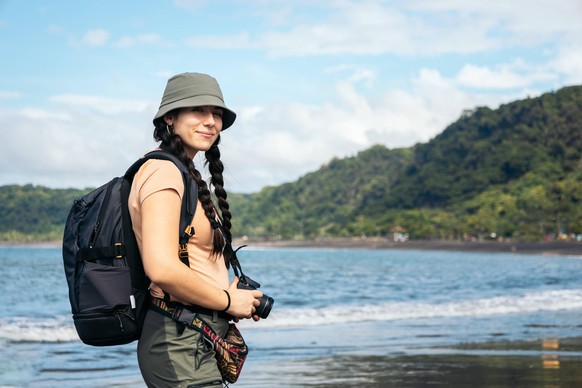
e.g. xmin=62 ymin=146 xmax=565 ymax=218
xmin=0 ymin=185 xmax=87 ymax=242
xmin=388 ymin=85 xmax=582 ymax=209
xmin=231 ymin=85 xmax=582 ymax=241
xmin=1 ymin=85 xmax=582 ymax=243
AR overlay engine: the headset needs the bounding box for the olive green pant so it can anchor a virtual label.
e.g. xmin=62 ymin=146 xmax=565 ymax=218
xmin=138 ymin=308 xmax=229 ymax=388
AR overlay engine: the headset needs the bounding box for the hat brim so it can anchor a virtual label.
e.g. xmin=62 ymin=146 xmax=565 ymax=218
xmin=153 ymin=94 xmax=236 ymax=130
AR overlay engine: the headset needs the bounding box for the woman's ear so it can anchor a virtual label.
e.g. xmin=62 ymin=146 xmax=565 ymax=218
xmin=163 ymin=114 xmax=173 ymax=126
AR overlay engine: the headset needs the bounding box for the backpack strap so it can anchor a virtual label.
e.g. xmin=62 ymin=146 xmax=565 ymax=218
xmin=123 ymin=150 xmax=198 ymax=267
xmin=132 ymin=150 xmax=198 ymax=258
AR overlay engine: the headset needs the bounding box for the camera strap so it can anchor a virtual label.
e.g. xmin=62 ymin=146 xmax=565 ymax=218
xmin=211 ymin=218 xmax=249 ymax=283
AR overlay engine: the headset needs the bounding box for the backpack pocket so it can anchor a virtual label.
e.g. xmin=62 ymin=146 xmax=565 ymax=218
xmin=73 ymin=261 xmax=139 ymax=346
xmin=78 ymin=261 xmax=133 ymax=311
xmin=73 ymin=307 xmax=139 ymax=346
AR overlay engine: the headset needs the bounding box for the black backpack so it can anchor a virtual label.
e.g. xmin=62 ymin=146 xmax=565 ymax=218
xmin=62 ymin=150 xmax=197 ymax=346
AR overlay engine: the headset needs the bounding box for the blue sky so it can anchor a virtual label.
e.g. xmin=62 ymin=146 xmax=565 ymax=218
xmin=1 ymin=0 xmax=581 ymax=193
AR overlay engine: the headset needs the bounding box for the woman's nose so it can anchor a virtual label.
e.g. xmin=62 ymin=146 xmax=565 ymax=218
xmin=203 ymin=111 xmax=215 ymax=126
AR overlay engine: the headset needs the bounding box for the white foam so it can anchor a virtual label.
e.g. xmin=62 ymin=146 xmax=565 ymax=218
xmin=0 ymin=316 xmax=80 ymax=343
xmin=242 ymin=288 xmax=582 ymax=329
xmin=3 ymin=289 xmax=582 ymax=341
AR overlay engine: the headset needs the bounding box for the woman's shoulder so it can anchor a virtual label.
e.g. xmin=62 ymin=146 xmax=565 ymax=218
xmin=133 ymin=158 xmax=185 ymax=199
xmin=139 ymin=158 xmax=183 ymax=179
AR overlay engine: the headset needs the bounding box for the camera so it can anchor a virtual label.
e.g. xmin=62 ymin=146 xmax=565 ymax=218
xmin=237 ymin=275 xmax=274 ymax=319
xmin=230 ymin=244 xmax=274 ymax=319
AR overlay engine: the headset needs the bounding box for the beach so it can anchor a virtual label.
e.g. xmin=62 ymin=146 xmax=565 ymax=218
xmin=238 ymin=237 xmax=582 ymax=257
xmin=3 ymin=243 xmax=582 ymax=387
xmin=240 ymin=337 xmax=582 ymax=387
xmin=233 ymin=239 xmax=582 ymax=387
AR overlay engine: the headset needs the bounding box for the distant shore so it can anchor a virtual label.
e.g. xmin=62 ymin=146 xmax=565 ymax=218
xmin=236 ymin=237 xmax=582 ymax=256
xmin=3 ymin=238 xmax=581 ymax=256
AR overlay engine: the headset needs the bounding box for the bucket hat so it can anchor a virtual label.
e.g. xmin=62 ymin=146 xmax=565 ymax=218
xmin=153 ymin=72 xmax=236 ymax=130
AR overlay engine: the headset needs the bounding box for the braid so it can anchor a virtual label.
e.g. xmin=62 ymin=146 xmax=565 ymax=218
xmin=153 ymin=118 xmax=228 ymax=263
xmin=205 ymin=135 xmax=233 ymax=267
xmin=205 ymin=136 xmax=232 ymax=238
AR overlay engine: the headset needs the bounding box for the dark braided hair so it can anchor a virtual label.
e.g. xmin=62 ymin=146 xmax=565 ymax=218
xmin=153 ymin=113 xmax=233 ymax=266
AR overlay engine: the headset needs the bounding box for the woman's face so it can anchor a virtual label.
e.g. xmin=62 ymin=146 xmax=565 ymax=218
xmin=164 ymin=105 xmax=224 ymax=158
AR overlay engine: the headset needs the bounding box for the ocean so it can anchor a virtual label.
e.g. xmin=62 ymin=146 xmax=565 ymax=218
xmin=1 ymin=245 xmax=582 ymax=387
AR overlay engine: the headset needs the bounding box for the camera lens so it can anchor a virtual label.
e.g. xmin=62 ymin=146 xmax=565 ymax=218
xmin=256 ymin=294 xmax=274 ymax=319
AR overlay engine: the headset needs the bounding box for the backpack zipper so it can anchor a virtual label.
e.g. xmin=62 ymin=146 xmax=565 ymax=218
xmin=89 ymin=220 xmax=101 ymax=248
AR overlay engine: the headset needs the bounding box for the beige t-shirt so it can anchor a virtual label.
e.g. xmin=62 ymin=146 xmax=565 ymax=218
xmin=128 ymin=158 xmax=229 ymax=302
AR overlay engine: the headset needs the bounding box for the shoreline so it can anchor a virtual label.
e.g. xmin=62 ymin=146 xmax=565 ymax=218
xmin=2 ymin=238 xmax=582 ymax=256
xmin=237 ymin=237 xmax=582 ymax=256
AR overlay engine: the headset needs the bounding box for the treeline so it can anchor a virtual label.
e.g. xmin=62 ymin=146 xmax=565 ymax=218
xmin=1 ymin=85 xmax=581 ymax=243
xmin=0 ymin=185 xmax=88 ymax=242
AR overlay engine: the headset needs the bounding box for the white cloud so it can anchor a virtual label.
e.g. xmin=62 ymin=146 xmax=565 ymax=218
xmin=220 ymin=67 xmax=516 ymax=192
xmin=48 ymin=94 xmax=151 ymax=114
xmin=253 ymin=0 xmax=582 ymax=57
xmin=550 ymin=44 xmax=582 ymax=85
xmin=115 ymin=36 xmax=135 ymax=48
xmin=325 ymin=64 xmax=377 ymax=87
xmin=456 ymin=60 xmax=557 ymax=90
xmin=17 ymin=108 xmax=72 ymax=121
xmin=81 ymin=28 xmax=110 ymax=47
xmin=0 ymin=91 xmax=22 ymax=99
xmin=260 ymin=3 xmax=414 ymax=57
xmin=115 ymin=33 xmax=161 ymax=48
xmin=0 ymin=98 xmax=157 ymax=189
xmin=47 ymin=24 xmax=64 ymax=34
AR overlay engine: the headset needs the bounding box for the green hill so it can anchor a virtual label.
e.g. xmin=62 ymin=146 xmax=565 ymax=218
xmin=232 ymin=85 xmax=582 ymax=241
xmin=1 ymin=85 xmax=581 ymax=243
xmin=0 ymin=185 xmax=88 ymax=242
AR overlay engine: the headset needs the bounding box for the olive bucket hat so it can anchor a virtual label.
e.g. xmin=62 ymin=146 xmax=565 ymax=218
xmin=153 ymin=72 xmax=237 ymax=130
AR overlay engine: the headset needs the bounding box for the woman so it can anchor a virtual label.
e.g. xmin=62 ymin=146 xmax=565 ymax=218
xmin=129 ymin=72 xmax=262 ymax=387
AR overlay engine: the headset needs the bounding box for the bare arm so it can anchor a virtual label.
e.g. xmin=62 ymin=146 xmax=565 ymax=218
xmin=140 ymin=188 xmax=262 ymax=318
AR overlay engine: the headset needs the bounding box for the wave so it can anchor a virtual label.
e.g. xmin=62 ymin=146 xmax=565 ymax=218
xmin=0 ymin=315 xmax=80 ymax=343
xmin=245 ymin=288 xmax=582 ymax=329
xmin=3 ymin=289 xmax=582 ymax=342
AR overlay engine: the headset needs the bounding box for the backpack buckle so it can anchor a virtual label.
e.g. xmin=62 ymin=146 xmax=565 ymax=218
xmin=114 ymin=242 xmax=124 ymax=259
xmin=184 ymin=225 xmax=195 ymax=237
xmin=179 ymin=244 xmax=188 ymax=259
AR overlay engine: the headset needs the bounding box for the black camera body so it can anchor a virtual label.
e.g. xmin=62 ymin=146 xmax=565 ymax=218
xmin=237 ymin=275 xmax=274 ymax=319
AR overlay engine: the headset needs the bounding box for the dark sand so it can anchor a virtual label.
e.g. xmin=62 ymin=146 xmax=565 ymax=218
xmin=243 ymin=337 xmax=582 ymax=387
xmin=239 ymin=238 xmax=582 ymax=256
xmin=6 ymin=238 xmax=582 ymax=256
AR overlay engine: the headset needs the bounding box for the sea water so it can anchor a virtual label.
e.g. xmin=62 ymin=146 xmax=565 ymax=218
xmin=1 ymin=245 xmax=582 ymax=387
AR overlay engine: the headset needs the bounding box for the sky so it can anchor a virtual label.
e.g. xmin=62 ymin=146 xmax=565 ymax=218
xmin=1 ymin=0 xmax=581 ymax=193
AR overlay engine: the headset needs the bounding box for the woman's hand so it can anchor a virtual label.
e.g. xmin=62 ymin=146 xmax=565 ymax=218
xmin=226 ymin=277 xmax=263 ymax=320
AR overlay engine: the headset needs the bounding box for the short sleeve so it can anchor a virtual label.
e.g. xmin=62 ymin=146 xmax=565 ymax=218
xmin=134 ymin=159 xmax=184 ymax=204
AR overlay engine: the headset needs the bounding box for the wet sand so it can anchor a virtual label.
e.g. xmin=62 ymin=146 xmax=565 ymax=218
xmin=239 ymin=238 xmax=582 ymax=256
xmin=240 ymin=337 xmax=582 ymax=387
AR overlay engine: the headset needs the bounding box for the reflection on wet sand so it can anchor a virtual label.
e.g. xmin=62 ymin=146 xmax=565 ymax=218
xmin=542 ymin=337 xmax=560 ymax=369
xmin=239 ymin=336 xmax=582 ymax=387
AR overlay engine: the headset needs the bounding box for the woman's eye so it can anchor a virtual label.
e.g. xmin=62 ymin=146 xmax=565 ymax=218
xmin=213 ymin=111 xmax=223 ymax=118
